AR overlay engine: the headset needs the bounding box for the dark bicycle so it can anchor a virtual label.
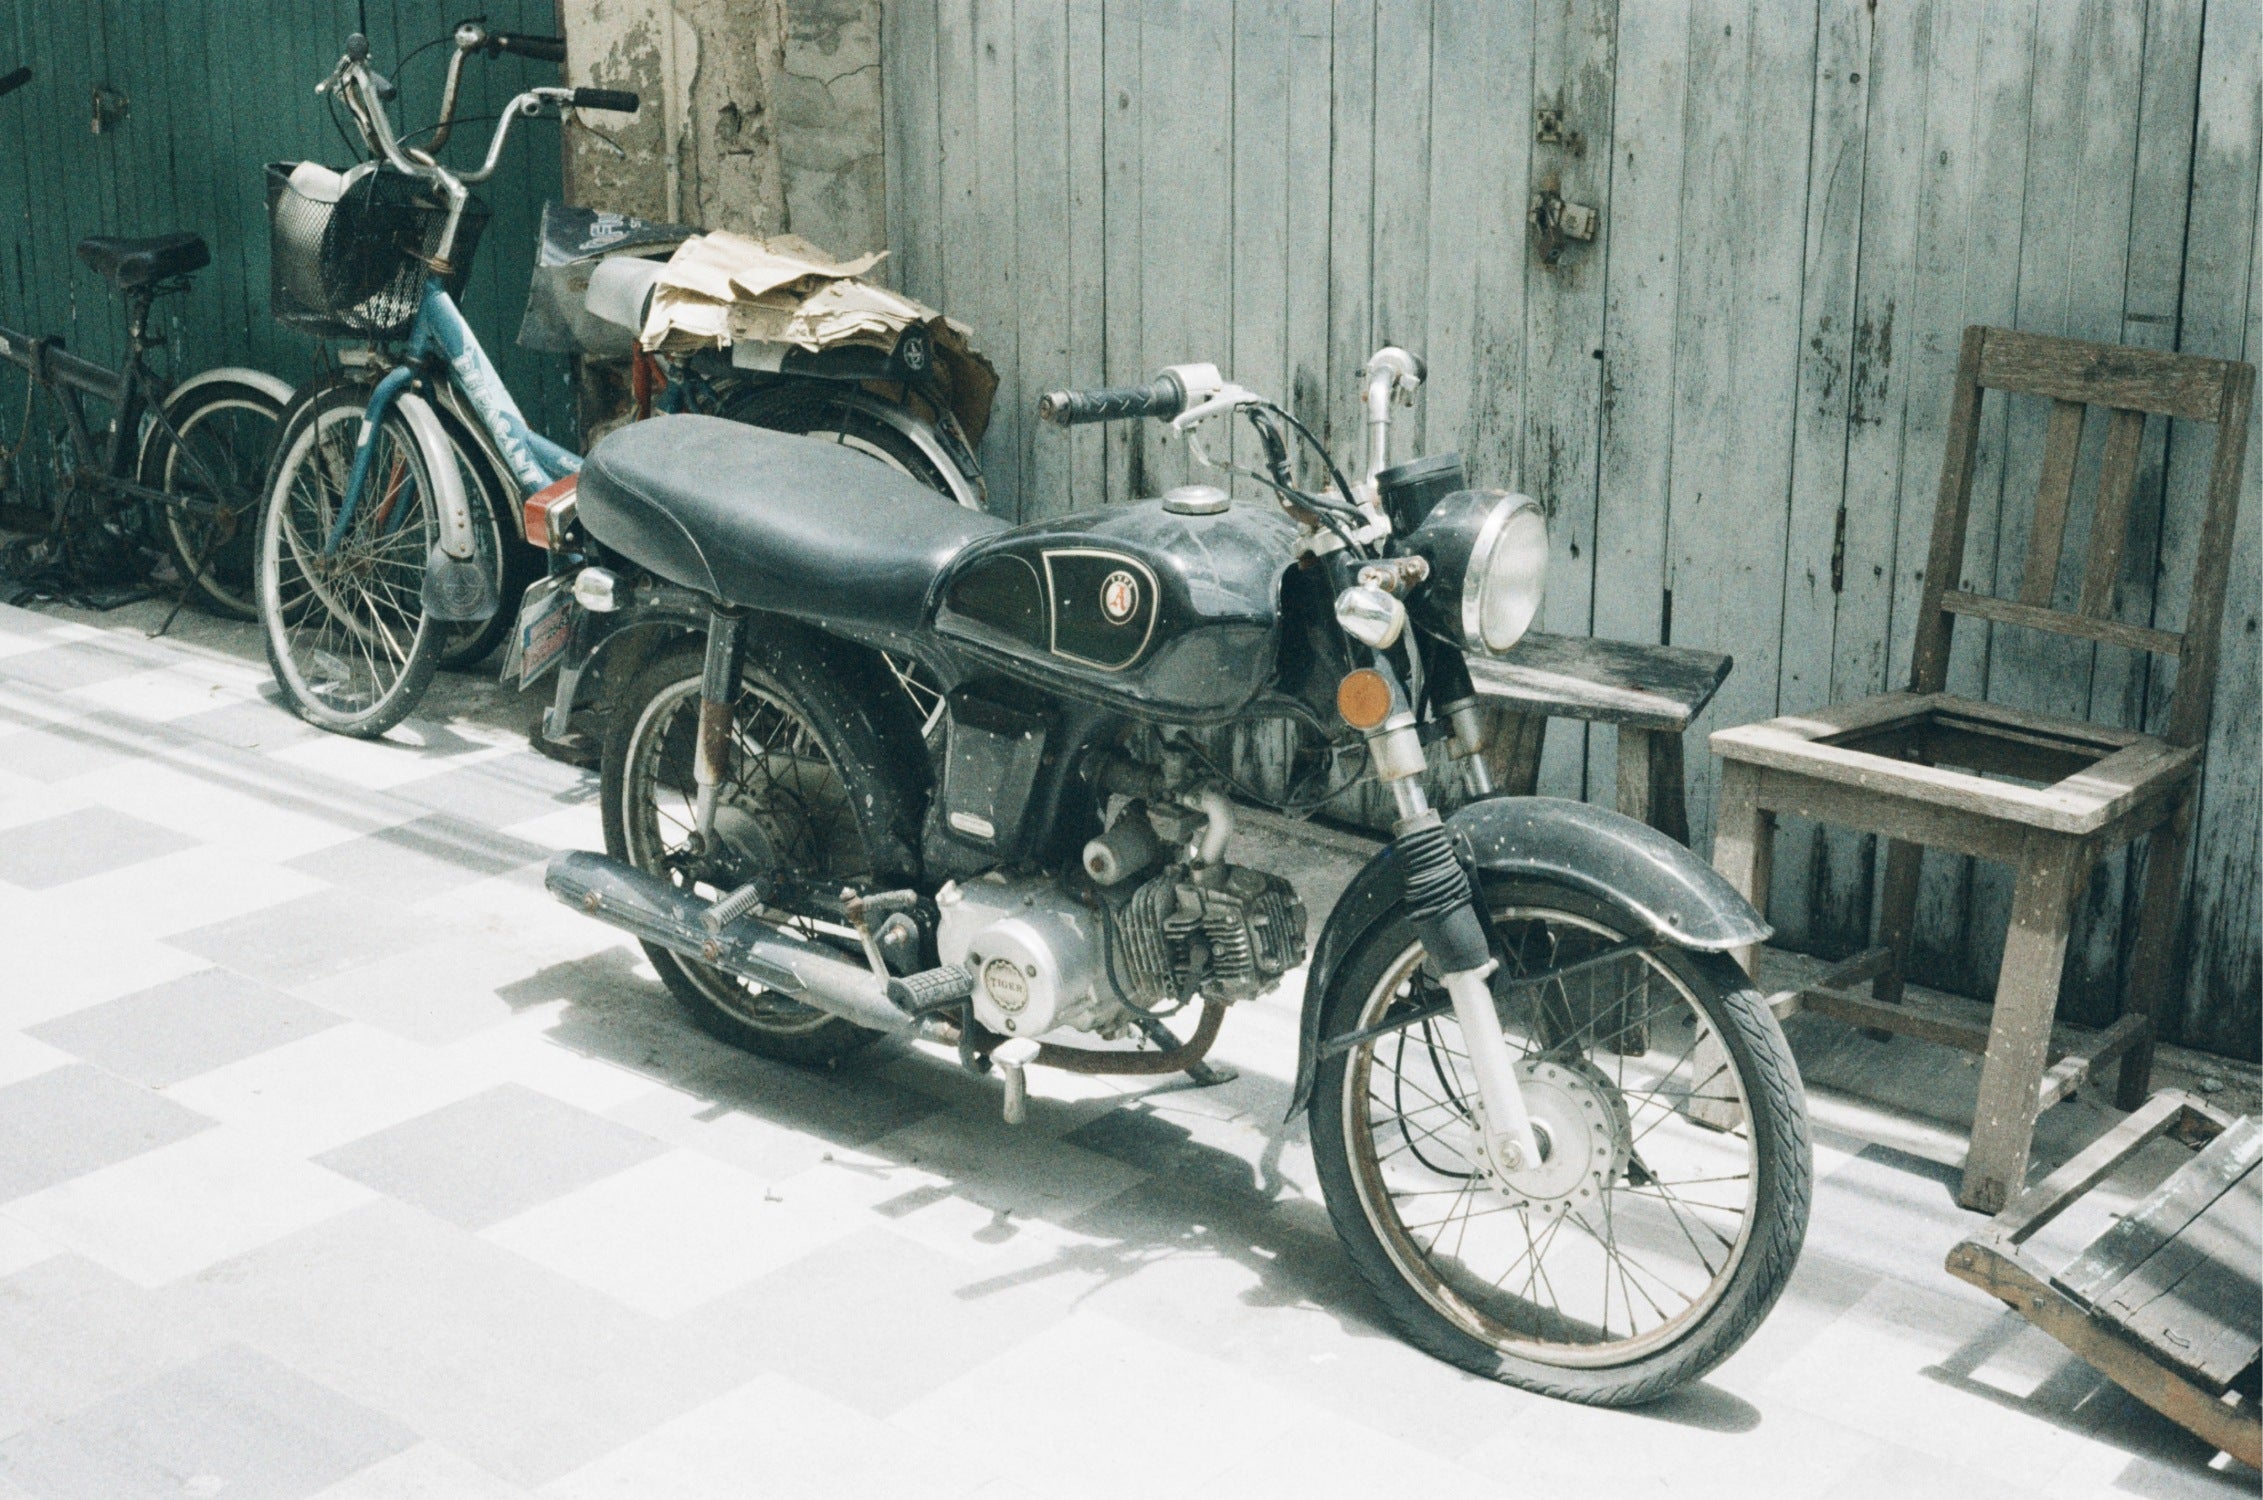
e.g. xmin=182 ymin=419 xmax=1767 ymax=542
xmin=0 ymin=66 xmax=290 ymax=617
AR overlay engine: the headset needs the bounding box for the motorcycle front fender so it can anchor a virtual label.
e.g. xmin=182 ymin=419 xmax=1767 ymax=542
xmin=1284 ymin=795 xmax=1770 ymax=1119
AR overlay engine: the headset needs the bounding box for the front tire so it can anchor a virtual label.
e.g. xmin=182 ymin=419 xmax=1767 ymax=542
xmin=255 ymin=385 xmax=445 ymax=738
xmin=598 ymin=630 xmax=926 ymax=1066
xmin=1308 ymin=876 xmax=1810 ymax=1406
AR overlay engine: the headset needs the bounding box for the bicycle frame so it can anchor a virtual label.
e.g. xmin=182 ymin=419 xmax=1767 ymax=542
xmin=326 ymin=277 xmax=580 ymax=563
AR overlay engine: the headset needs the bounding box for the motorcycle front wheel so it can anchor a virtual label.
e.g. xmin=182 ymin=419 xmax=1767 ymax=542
xmin=1307 ymin=876 xmax=1810 ymax=1406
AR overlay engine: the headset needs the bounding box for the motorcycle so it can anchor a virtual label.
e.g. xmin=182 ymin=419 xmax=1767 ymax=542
xmin=538 ymin=347 xmax=1812 ymax=1404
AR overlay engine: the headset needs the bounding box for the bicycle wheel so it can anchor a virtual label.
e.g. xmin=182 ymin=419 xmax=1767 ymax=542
xmin=256 ymin=384 xmax=446 ymax=737
xmin=140 ymin=374 xmax=288 ymax=619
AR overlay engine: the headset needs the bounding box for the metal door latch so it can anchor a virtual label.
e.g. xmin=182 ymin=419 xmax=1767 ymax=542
xmin=1529 ymin=177 xmax=1599 ymax=265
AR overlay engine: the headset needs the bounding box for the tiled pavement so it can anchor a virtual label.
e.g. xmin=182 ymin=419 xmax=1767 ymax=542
xmin=0 ymin=596 xmax=2253 ymax=1500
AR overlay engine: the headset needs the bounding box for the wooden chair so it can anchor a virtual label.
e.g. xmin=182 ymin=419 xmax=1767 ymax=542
xmin=1708 ymin=325 xmax=2255 ymax=1214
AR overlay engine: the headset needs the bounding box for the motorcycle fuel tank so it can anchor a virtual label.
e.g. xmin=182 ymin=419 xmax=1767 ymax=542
xmin=931 ymin=494 xmax=1298 ymax=721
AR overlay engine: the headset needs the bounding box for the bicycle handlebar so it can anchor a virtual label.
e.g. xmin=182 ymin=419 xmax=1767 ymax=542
xmin=569 ymin=87 xmax=640 ymax=114
xmin=486 ymin=32 xmax=567 ymax=63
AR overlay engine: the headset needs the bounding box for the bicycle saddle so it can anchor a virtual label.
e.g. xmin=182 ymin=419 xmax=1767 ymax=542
xmin=75 ymin=232 xmax=209 ymax=289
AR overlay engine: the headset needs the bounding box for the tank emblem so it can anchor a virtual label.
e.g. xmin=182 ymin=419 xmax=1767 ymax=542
xmin=1101 ymin=570 xmax=1140 ymax=623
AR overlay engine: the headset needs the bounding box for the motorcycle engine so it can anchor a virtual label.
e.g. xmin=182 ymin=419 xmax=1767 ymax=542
xmin=935 ymin=854 xmax=1307 ymax=1040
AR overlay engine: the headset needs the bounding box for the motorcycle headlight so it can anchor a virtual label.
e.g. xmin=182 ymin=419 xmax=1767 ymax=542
xmin=1405 ymin=489 xmax=1548 ymax=653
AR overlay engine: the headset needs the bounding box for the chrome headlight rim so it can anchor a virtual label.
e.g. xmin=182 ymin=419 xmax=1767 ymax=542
xmin=1405 ymin=487 xmax=1549 ymax=656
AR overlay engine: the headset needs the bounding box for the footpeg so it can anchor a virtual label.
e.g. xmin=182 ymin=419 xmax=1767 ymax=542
xmin=701 ymin=880 xmax=768 ymax=934
xmin=885 ymin=962 xmax=975 ymax=1016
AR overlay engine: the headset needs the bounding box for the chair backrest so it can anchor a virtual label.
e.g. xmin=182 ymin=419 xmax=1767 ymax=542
xmin=1910 ymin=325 xmax=2255 ymax=748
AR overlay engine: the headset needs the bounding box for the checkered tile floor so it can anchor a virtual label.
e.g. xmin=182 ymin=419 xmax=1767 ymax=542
xmin=0 ymin=598 xmax=2251 ymax=1498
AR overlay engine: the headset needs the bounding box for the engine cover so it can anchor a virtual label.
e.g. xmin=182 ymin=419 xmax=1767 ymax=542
xmin=936 ymin=875 xmax=1115 ymax=1038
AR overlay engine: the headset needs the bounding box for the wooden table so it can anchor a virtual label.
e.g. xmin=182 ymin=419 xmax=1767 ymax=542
xmin=1466 ymin=631 xmax=1733 ymax=844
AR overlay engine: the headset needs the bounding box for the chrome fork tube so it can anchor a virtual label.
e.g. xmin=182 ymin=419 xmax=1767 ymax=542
xmin=690 ymin=608 xmax=745 ymax=843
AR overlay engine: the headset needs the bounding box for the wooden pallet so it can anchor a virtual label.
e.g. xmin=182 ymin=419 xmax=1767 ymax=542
xmin=1946 ymin=1092 xmax=2261 ymax=1468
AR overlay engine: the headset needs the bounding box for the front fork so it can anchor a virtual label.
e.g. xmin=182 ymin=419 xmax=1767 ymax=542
xmin=1364 ymin=692 xmax=1543 ymax=1180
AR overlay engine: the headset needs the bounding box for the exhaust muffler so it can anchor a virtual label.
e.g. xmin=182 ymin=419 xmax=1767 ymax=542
xmin=545 ymin=851 xmax=914 ymax=1035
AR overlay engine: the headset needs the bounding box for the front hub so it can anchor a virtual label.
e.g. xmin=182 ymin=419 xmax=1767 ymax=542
xmin=1481 ymin=1057 xmax=1631 ymax=1221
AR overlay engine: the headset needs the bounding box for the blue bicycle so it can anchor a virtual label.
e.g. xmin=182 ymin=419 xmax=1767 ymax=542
xmin=255 ymin=26 xmax=638 ymax=736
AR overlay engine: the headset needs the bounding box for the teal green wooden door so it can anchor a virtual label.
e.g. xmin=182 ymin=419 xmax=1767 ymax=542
xmin=0 ymin=0 xmax=573 ymax=447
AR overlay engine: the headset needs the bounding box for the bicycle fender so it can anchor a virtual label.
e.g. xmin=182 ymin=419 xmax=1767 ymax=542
xmin=165 ymin=364 xmax=294 ymax=411
xmin=391 ymin=390 xmax=476 ymax=563
xmin=1284 ymin=796 xmax=1770 ymax=1120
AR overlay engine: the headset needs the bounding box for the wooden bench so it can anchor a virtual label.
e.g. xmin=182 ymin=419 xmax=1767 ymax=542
xmin=1466 ymin=630 xmax=1732 ymax=843
xmin=1947 ymin=1092 xmax=2260 ymax=1467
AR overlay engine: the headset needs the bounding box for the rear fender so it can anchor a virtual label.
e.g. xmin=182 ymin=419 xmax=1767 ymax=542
xmin=1284 ymin=796 xmax=1770 ymax=1118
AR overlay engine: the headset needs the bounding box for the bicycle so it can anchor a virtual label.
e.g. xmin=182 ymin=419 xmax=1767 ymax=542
xmin=254 ymin=25 xmax=641 ymax=736
xmin=0 ymin=64 xmax=291 ymax=621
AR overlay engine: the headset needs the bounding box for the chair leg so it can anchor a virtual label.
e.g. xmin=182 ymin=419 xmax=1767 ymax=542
xmin=2115 ymin=792 xmax=2194 ymax=1110
xmin=1615 ymin=726 xmax=1658 ymax=829
xmin=1869 ymin=839 xmax=1925 ymax=1034
xmin=1711 ymin=760 xmax=1774 ymax=979
xmin=1961 ymin=836 xmax=2083 ymax=1215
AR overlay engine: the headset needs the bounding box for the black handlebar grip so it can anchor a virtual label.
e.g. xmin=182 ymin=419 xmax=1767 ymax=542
xmin=569 ymin=87 xmax=640 ymax=114
xmin=345 ymin=32 xmax=369 ymax=62
xmin=1037 ymin=374 xmax=1185 ymax=426
xmin=0 ymin=67 xmax=31 ymax=99
xmin=490 ymin=33 xmax=568 ymax=63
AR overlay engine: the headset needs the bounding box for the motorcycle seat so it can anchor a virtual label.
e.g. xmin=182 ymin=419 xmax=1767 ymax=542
xmin=75 ymin=232 xmax=210 ymax=289
xmin=576 ymin=414 xmax=1005 ymax=633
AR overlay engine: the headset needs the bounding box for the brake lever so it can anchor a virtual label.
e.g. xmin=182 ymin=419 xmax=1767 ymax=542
xmin=1169 ymin=382 xmax=1261 ymax=433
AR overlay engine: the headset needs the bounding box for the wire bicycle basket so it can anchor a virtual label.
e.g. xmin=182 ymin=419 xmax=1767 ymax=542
xmin=266 ymin=162 xmax=488 ymax=340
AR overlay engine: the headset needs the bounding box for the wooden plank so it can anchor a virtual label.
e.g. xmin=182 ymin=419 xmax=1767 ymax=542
xmin=1521 ymin=0 xmax=1616 ymax=804
xmin=1013 ymin=0 xmax=1073 ymax=518
xmin=1767 ymin=0 xmax=1870 ymax=955
xmin=1323 ymin=0 xmax=1374 ymax=476
xmin=1229 ymin=0 xmax=1293 ymax=507
xmin=1280 ymin=0 xmax=1333 ymax=488
xmin=1583 ymin=0 xmax=1686 ymax=815
xmin=1423 ymin=0 xmax=1532 ymax=498
xmin=1948 ymin=1233 xmax=2263 ymax=1468
xmin=1991 ymin=1089 xmax=2205 ymax=1243
xmin=2094 ymin=1158 xmax=2262 ymax=1389
xmin=2034 ymin=1011 xmax=2149 ymax=1112
xmin=2079 ymin=406 xmax=2148 ymax=616
xmin=1368 ymin=0 xmax=1429 ymax=454
xmin=1978 ymin=325 xmax=2233 ymax=423
xmin=1062 ymin=0 xmax=1106 ymax=511
xmin=1463 ymin=630 xmax=1729 ymax=730
xmin=2019 ymin=398 xmax=2087 ymax=606
xmin=2059 ymin=1116 xmax=2262 ymax=1301
xmin=1099 ymin=0 xmax=1143 ymax=504
xmin=970 ymin=0 xmax=1023 ymax=513
xmin=1938 ymin=588 xmax=2184 ymax=656
xmin=1740 ymin=761 xmax=2034 ymax=863
xmin=2164 ymin=0 xmax=2261 ymax=1059
xmin=883 ymin=0 xmax=944 ymax=305
xmin=1803 ymin=986 xmax=1997 ymax=1056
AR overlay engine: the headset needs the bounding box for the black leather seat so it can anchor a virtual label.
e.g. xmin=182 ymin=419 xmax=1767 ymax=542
xmin=75 ymin=232 xmax=210 ymax=290
xmin=576 ymin=415 xmax=1005 ymax=632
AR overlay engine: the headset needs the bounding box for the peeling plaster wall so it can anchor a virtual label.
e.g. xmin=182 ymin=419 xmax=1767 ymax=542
xmin=780 ymin=0 xmax=886 ymax=257
xmin=557 ymin=0 xmax=882 ymax=257
xmin=558 ymin=0 xmax=793 ymax=235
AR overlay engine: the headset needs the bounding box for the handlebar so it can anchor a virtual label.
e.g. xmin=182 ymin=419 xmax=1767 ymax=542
xmin=569 ymin=87 xmax=640 ymax=114
xmin=486 ymin=32 xmax=568 ymax=63
xmin=0 ymin=66 xmax=31 ymax=99
xmin=1038 ymin=374 xmax=1187 ymax=426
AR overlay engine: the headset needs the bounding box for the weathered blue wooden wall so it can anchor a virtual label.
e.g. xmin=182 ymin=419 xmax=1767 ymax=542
xmin=884 ymin=0 xmax=2262 ymax=1059
xmin=0 ymin=0 xmax=572 ymax=449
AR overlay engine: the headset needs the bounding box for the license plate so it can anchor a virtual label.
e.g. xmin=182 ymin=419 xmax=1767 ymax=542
xmin=508 ymin=575 xmax=575 ymax=688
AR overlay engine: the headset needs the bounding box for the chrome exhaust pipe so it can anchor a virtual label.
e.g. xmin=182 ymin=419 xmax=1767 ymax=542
xmin=545 ymin=851 xmax=914 ymax=1035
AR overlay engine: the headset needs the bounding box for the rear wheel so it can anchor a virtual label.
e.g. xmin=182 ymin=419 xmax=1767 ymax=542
xmin=599 ymin=632 xmax=924 ymax=1066
xmin=255 ymin=386 xmax=444 ymax=737
xmin=1308 ymin=877 xmax=1810 ymax=1406
xmin=141 ymin=376 xmax=287 ymax=619
xmin=713 ymin=381 xmax=969 ymax=739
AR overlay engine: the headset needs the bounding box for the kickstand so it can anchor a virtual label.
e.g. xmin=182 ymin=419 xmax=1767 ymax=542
xmin=1136 ymin=1015 xmax=1237 ymax=1089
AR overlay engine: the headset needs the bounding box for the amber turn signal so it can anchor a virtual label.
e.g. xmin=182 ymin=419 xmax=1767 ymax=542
xmin=523 ymin=475 xmax=578 ymax=550
xmin=1337 ymin=668 xmax=1394 ymax=730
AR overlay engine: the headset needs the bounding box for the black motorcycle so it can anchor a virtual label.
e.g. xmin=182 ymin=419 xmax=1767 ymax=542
xmin=539 ymin=348 xmax=1811 ymax=1405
